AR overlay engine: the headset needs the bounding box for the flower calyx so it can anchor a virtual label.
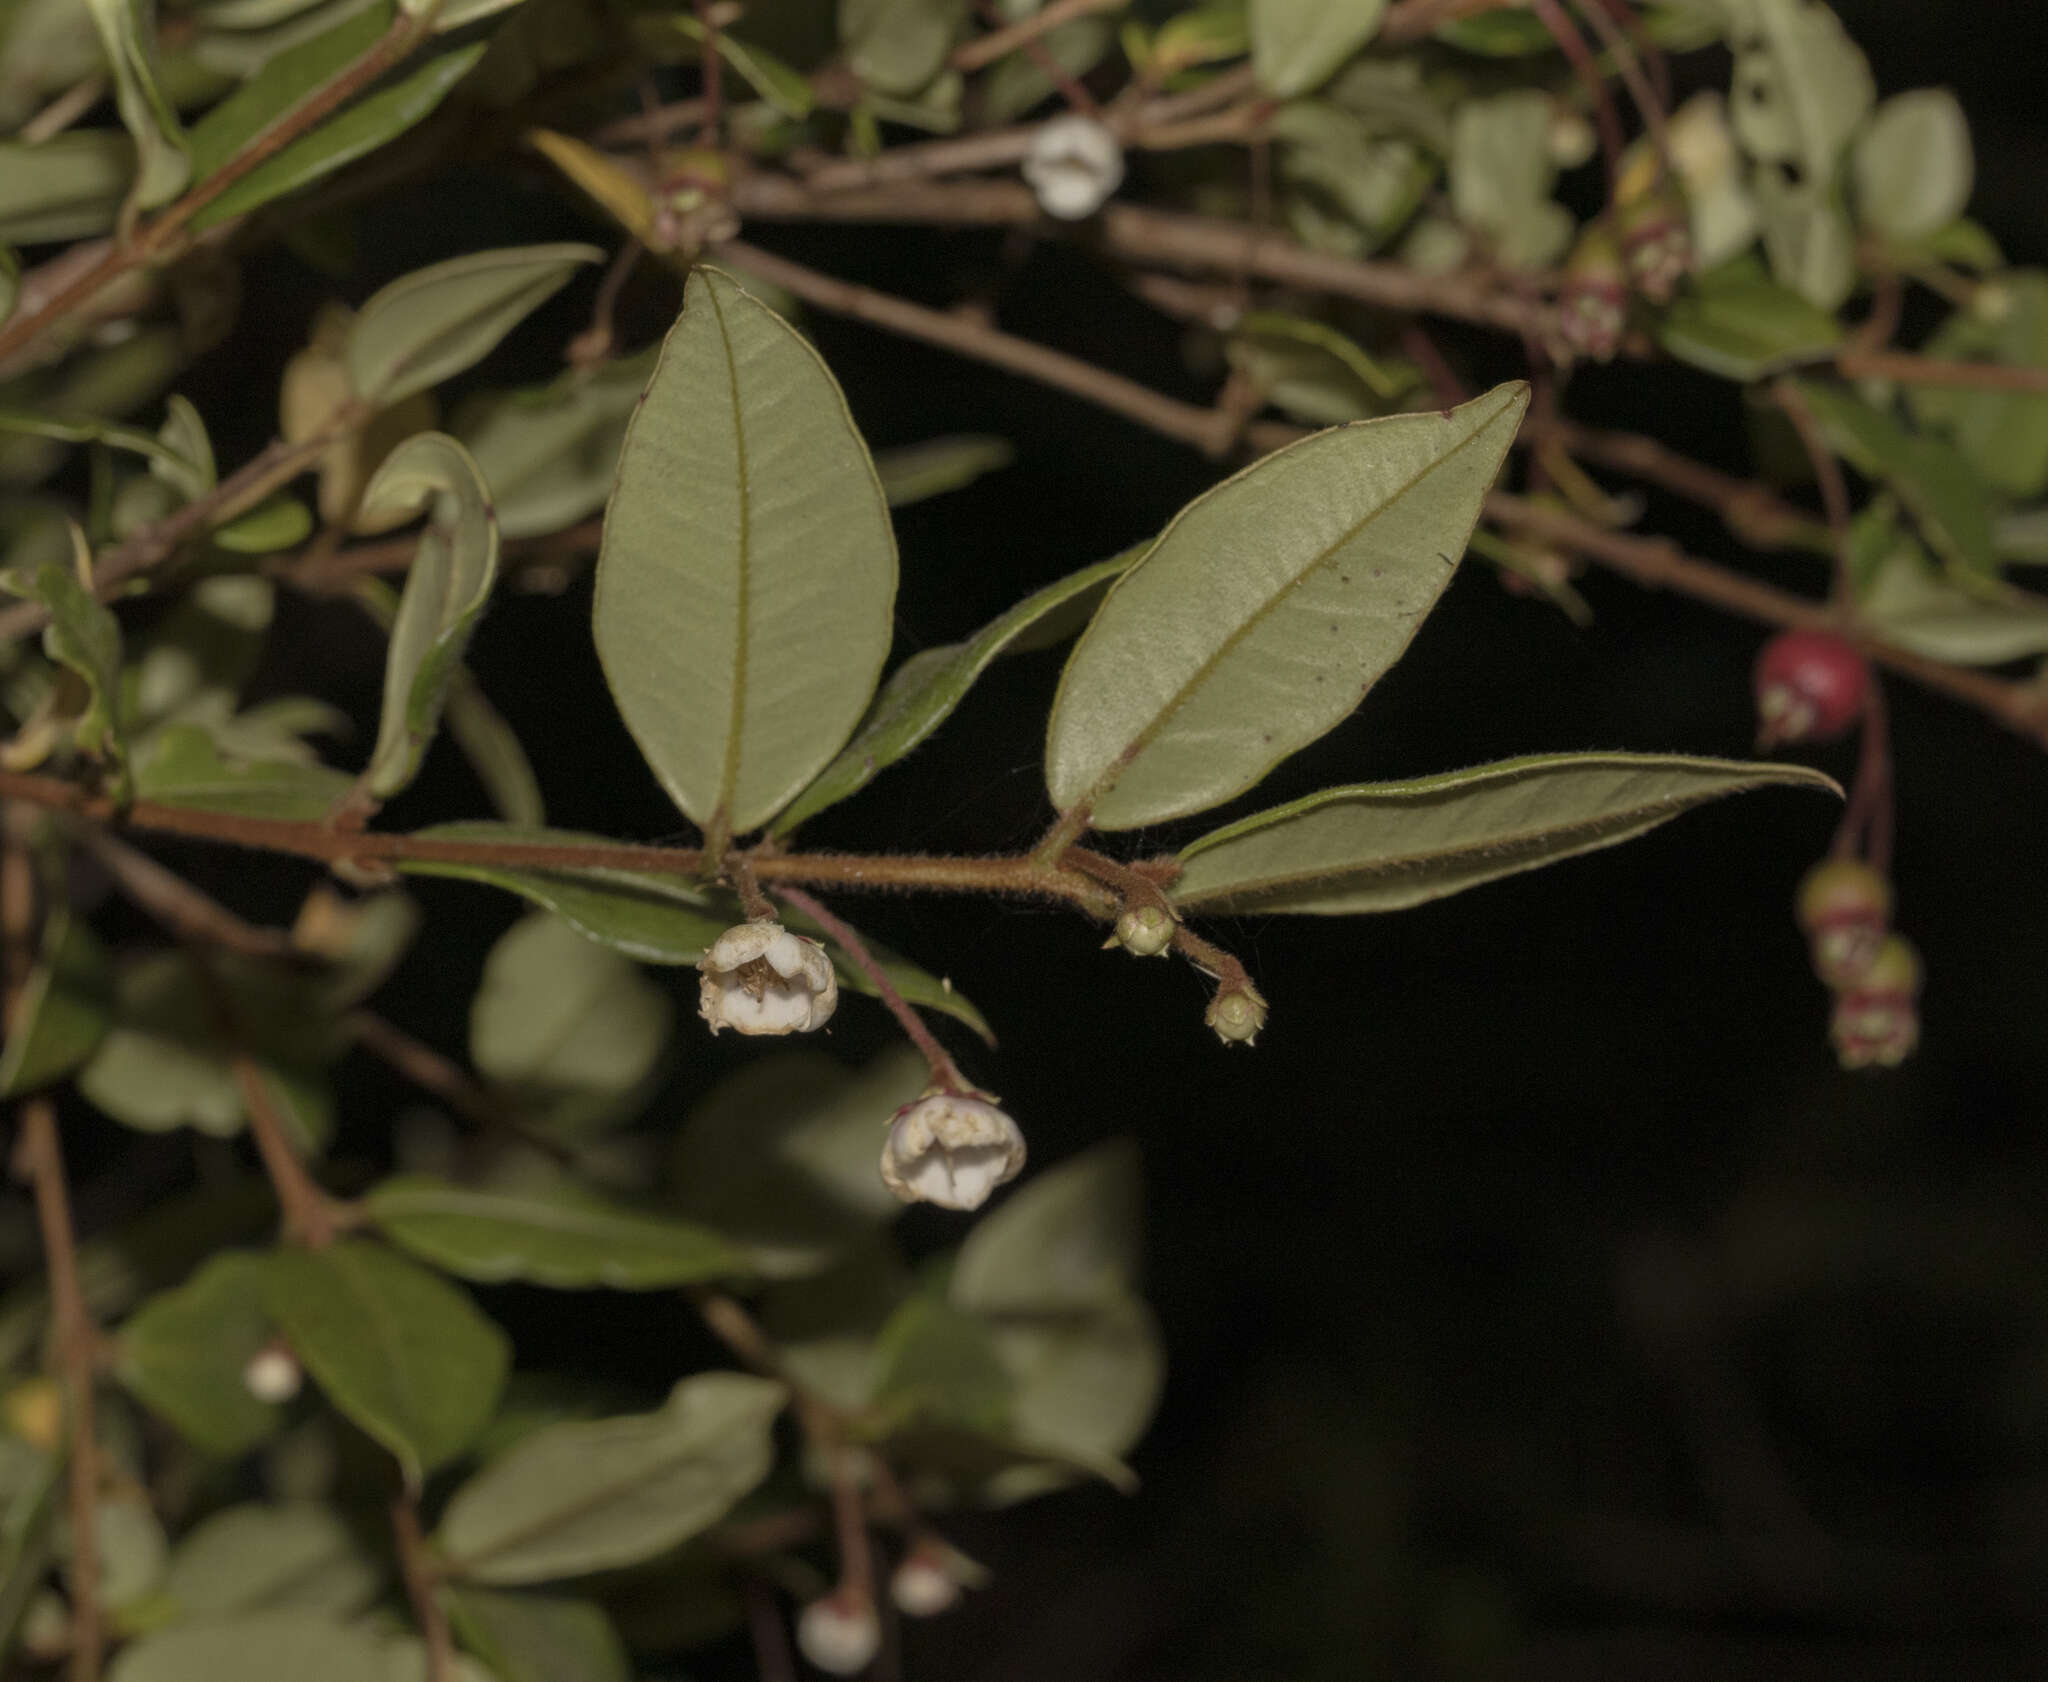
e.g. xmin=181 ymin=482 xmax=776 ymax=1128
xmin=880 ymin=1089 xmax=1026 ymax=1212
xmin=697 ymin=919 xmax=838 ymax=1036
xmin=1753 ymin=629 xmax=1870 ymax=748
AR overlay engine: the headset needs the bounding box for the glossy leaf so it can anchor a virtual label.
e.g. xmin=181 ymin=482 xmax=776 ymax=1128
xmin=952 ymin=1140 xmax=1141 ymax=1316
xmin=360 ymin=434 xmax=501 ymax=798
xmin=191 ymin=37 xmax=487 ymax=231
xmin=593 ymin=267 xmax=897 ymax=837
xmin=85 ymin=0 xmax=190 ymax=209
xmin=1791 ymin=380 xmax=1996 ymax=574
xmin=346 ymin=243 xmax=602 ymax=408
xmin=774 ymin=552 xmax=1138 ymax=833
xmin=108 ymin=1611 xmax=388 ymax=1682
xmin=368 ymin=1174 xmax=743 ymax=1289
xmin=445 ymin=1587 xmax=631 ymax=1682
xmin=0 ymin=131 xmax=134 ymax=244
xmin=873 ymin=434 xmax=1014 ymax=507
xmin=1045 ymin=383 xmax=1528 ymax=831
xmin=842 ymin=0 xmax=964 ymax=96
xmin=133 ymin=723 xmax=353 ymax=820
xmin=0 ymin=913 xmax=110 ymax=1099
xmin=1250 ymin=0 xmax=1387 ymax=99
xmin=164 ymin=1502 xmax=381 ymax=1617
xmin=436 ymin=1373 xmax=785 ymax=1583
xmin=1854 ymin=88 xmax=1972 ymax=242
xmin=114 ymin=1252 xmax=285 ymax=1457
xmin=1170 ymin=752 xmax=1841 ymax=914
xmin=261 ymin=1240 xmax=510 ymax=1484
xmin=398 ymin=824 xmax=727 ymax=964
xmin=1655 ymin=260 xmax=1845 ymax=381
xmin=469 ymin=912 xmax=670 ymax=1133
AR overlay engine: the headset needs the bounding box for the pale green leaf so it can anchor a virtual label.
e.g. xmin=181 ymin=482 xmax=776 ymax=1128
xmin=86 ymin=1493 xmax=169 ymax=1612
xmin=760 ymin=1237 xmax=911 ymax=1409
xmin=0 ymin=407 xmax=200 ymax=480
xmin=1909 ymin=272 xmax=2048 ymax=498
xmin=873 ymin=434 xmax=1013 ymax=507
xmin=436 ymin=1373 xmax=785 ymax=1583
xmin=1753 ymin=172 xmax=1856 ymax=310
xmin=1272 ymin=103 xmax=1432 ymax=251
xmin=133 ymin=722 xmax=354 ymax=821
xmin=108 ymin=1610 xmax=387 ymax=1682
xmin=443 ymin=666 xmax=544 ymax=825
xmin=774 ymin=552 xmax=1137 ymax=833
xmin=0 ymin=913 xmax=110 ymax=1099
xmin=593 ymin=267 xmax=897 ymax=837
xmin=668 ymin=15 xmax=813 ymax=117
xmin=1724 ymin=0 xmax=1874 ymax=184
xmin=1171 ymin=752 xmax=1841 ymax=913
xmin=455 ymin=350 xmax=654 ymax=540
xmin=261 ymin=1240 xmax=510 ymax=1484
xmin=361 ymin=433 xmax=500 ymax=799
xmin=981 ymin=17 xmax=1111 ymax=125
xmin=1655 ymin=259 xmax=1844 ymax=380
xmin=1451 ymin=90 xmax=1572 ymax=270
xmin=1854 ymin=88 xmax=1972 ymax=242
xmin=951 ymin=1140 xmax=1141 ymax=1316
xmin=842 ymin=0 xmax=965 ymax=96
xmin=0 ymin=131 xmax=134 ymax=244
xmin=1858 ymin=542 xmax=2048 ymax=666
xmin=1227 ymin=312 xmax=1413 ymax=427
xmin=0 ymin=1440 xmax=60 ymax=1655
xmin=213 ymin=494 xmax=314 ymax=554
xmin=191 ymin=37 xmax=486 ymax=231
xmin=1250 ymin=0 xmax=1386 ymax=99
xmin=346 ymin=243 xmax=602 ymax=408
xmin=0 ymin=247 xmax=18 ymax=326
xmin=85 ymin=0 xmax=190 ymax=209
xmin=445 ymin=1587 xmax=630 ymax=1682
xmin=469 ymin=911 xmax=670 ymax=1133
xmin=986 ymin=1294 xmax=1161 ymax=1498
xmin=113 ymin=1252 xmax=285 ymax=1457
xmin=1432 ymin=9 xmax=1554 ymax=54
xmin=151 ymin=396 xmax=217 ymax=502
xmin=381 ymin=1636 xmax=499 ymax=1682
xmin=164 ymin=1502 xmax=380 ymax=1618
xmin=873 ymin=1294 xmax=1013 ymax=1433
xmin=28 ymin=557 xmax=130 ymax=793
xmin=368 ymin=1174 xmax=743 ymax=1289
xmin=1045 ymin=383 xmax=1529 ymax=830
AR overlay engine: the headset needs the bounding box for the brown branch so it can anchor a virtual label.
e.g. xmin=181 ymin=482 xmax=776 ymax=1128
xmin=228 ymin=1052 xmax=342 ymax=1248
xmin=346 ymin=1011 xmax=506 ymax=1134
xmin=70 ymin=829 xmax=299 ymax=961
xmin=1835 ymin=348 xmax=2048 ymax=393
xmin=952 ymin=0 xmax=1126 ymax=74
xmin=392 ymin=1494 xmax=455 ymax=1682
xmin=1770 ymin=376 xmax=1854 ymax=597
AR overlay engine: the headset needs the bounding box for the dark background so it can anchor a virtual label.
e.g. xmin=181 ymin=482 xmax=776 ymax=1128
xmin=138 ymin=0 xmax=2048 ymax=1675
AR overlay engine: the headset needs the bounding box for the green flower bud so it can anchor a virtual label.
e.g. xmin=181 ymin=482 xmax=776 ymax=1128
xmin=1205 ymin=982 xmax=1268 ymax=1046
xmin=1113 ymin=903 xmax=1176 ymax=957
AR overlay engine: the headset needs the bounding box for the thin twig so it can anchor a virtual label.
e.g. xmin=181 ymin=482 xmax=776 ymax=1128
xmin=1835 ymin=347 xmax=2048 ymax=393
xmin=952 ymin=0 xmax=1126 ymax=74
xmin=1770 ymin=376 xmax=1854 ymax=600
xmin=69 ymin=828 xmax=299 ymax=961
xmin=774 ymin=884 xmax=973 ymax=1094
xmin=392 ymin=1494 xmax=455 ymax=1682
xmin=1530 ymin=0 xmax=1624 ymax=192
xmin=227 ymin=1051 xmax=341 ymax=1248
xmin=347 ymin=1011 xmax=507 ymax=1134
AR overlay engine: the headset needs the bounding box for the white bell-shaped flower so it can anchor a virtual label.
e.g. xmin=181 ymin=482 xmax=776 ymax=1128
xmin=1023 ymin=115 xmax=1125 ymax=220
xmin=242 ymin=1343 xmax=304 ymax=1405
xmin=697 ymin=921 xmax=838 ymax=1036
xmin=796 ymin=1590 xmax=881 ymax=1676
xmin=880 ymin=1092 xmax=1025 ymax=1211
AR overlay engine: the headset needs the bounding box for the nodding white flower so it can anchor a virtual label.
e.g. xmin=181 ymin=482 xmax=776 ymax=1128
xmin=697 ymin=921 xmax=837 ymax=1036
xmin=242 ymin=1343 xmax=304 ymax=1405
xmin=880 ymin=1092 xmax=1025 ymax=1211
xmin=890 ymin=1544 xmax=967 ymax=1618
xmin=1024 ymin=115 xmax=1125 ymax=220
xmin=796 ymin=1589 xmax=881 ymax=1676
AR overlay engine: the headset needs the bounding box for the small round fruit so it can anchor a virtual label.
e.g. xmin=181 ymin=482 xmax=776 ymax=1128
xmin=1753 ymin=630 xmax=1871 ymax=747
xmin=1795 ymin=857 xmax=1892 ymax=987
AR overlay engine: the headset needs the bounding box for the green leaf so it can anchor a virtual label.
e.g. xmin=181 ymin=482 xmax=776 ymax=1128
xmin=189 ymin=39 xmax=487 ymax=232
xmin=1754 ymin=174 xmax=1856 ymax=311
xmin=873 ymin=434 xmax=1013 ymax=507
xmin=1655 ymin=260 xmax=1845 ymax=381
xmin=368 ymin=1174 xmax=742 ymax=1290
xmin=151 ymin=396 xmax=217 ymax=502
xmin=842 ymin=0 xmax=965 ymax=96
xmin=113 ymin=1252 xmax=285 ymax=1457
xmin=164 ymin=1502 xmax=381 ymax=1618
xmin=0 ymin=407 xmax=200 ymax=480
xmin=951 ymin=1140 xmax=1140 ymax=1316
xmin=85 ymin=0 xmax=191 ymax=209
xmin=1227 ymin=311 xmax=1414 ymax=426
xmin=0 ymin=913 xmax=110 ymax=1099
xmin=0 ymin=1438 xmax=61 ymax=1657
xmin=398 ymin=824 xmax=727 ymax=964
xmin=0 ymin=131 xmax=134 ymax=244
xmin=1250 ymin=0 xmax=1386 ymax=99
xmin=133 ymin=722 xmax=353 ymax=820
xmin=1853 ymin=88 xmax=1972 ymax=243
xmin=986 ymin=1294 xmax=1161 ymax=1495
xmin=1450 ymin=89 xmax=1572 ymax=270
xmin=799 ymin=914 xmax=995 ymax=1044
xmin=1432 ymin=9 xmax=1554 ymax=54
xmin=455 ymin=349 xmax=654 ymax=540
xmin=345 ymin=243 xmax=602 ymax=408
xmin=436 ymin=1372 xmax=784 ymax=1583
xmin=1856 ymin=530 xmax=2048 ymax=665
xmin=981 ymin=16 xmax=1111 ymax=125
xmin=21 ymin=558 xmax=127 ymax=788
xmin=360 ymin=434 xmax=500 ymax=799
xmin=443 ymin=666 xmax=544 ymax=825
xmin=445 ymin=1587 xmax=630 ymax=1682
xmin=1045 ymin=383 xmax=1528 ymax=831
xmin=381 ymin=1636 xmax=499 ymax=1682
xmin=1170 ymin=752 xmax=1841 ymax=914
xmin=261 ymin=1240 xmax=510 ymax=1485
xmin=774 ymin=552 xmax=1138 ymax=834
xmin=593 ymin=267 xmax=897 ymax=838
xmin=469 ymin=911 xmax=670 ymax=1133
xmin=668 ymin=14 xmax=813 ymax=117
xmin=1791 ymin=379 xmax=1997 ymax=574
xmin=1910 ymin=272 xmax=2048 ymax=498
xmin=1725 ymin=0 xmax=1874 ymax=187
xmin=108 ymin=1610 xmax=388 ymax=1682
xmin=873 ymin=1294 xmax=1013 ymax=1434
xmin=213 ymin=494 xmax=314 ymax=554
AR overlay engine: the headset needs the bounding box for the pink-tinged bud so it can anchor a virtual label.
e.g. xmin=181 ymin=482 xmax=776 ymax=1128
xmin=1795 ymin=857 xmax=1893 ymax=989
xmin=1552 ymin=224 xmax=1630 ymax=363
xmin=1829 ymin=934 xmax=1920 ymax=1069
xmin=1753 ymin=630 xmax=1871 ymax=748
xmin=796 ymin=1589 xmax=881 ymax=1676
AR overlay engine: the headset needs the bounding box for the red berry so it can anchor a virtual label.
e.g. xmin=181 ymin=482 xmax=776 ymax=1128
xmin=1753 ymin=630 xmax=1871 ymax=748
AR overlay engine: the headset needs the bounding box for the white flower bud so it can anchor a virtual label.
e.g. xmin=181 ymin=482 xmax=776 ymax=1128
xmin=1205 ymin=982 xmax=1267 ymax=1046
xmin=1023 ymin=116 xmax=1125 ymax=220
xmin=697 ymin=920 xmax=838 ymax=1036
xmin=796 ymin=1590 xmax=880 ymax=1676
xmin=890 ymin=1546 xmax=963 ymax=1618
xmin=1112 ymin=904 xmax=1176 ymax=958
xmin=243 ymin=1342 xmax=303 ymax=1405
xmin=880 ymin=1093 xmax=1025 ymax=1212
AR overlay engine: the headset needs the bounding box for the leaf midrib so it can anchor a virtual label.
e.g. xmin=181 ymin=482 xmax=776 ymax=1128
xmin=708 ymin=280 xmax=751 ymax=831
